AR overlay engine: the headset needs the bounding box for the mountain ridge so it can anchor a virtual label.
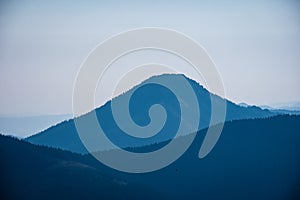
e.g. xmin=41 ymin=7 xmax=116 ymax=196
xmin=2 ymin=115 xmax=300 ymax=199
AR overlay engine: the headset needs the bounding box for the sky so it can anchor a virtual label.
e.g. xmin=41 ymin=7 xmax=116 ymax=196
xmin=0 ymin=0 xmax=300 ymax=115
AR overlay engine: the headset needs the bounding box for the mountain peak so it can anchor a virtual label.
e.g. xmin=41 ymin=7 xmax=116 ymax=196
xmin=27 ymin=73 xmax=276 ymax=154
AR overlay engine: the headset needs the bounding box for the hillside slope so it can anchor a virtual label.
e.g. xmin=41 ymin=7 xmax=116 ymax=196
xmin=2 ymin=115 xmax=300 ymax=199
xmin=114 ymin=115 xmax=300 ymax=199
xmin=0 ymin=135 xmax=162 ymax=200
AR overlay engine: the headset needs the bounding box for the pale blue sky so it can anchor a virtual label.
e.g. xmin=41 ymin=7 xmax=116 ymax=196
xmin=0 ymin=0 xmax=299 ymax=115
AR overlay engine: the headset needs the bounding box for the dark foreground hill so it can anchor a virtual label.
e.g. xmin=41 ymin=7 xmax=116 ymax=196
xmin=0 ymin=135 xmax=162 ymax=200
xmin=26 ymin=74 xmax=275 ymax=154
xmin=1 ymin=115 xmax=300 ymax=200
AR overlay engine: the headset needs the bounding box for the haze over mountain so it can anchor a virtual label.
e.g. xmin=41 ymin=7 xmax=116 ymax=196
xmin=241 ymin=102 xmax=300 ymax=115
xmin=259 ymin=102 xmax=300 ymax=115
xmin=0 ymin=114 xmax=72 ymax=138
xmin=27 ymin=74 xmax=276 ymax=154
xmin=1 ymin=1 xmax=300 ymax=199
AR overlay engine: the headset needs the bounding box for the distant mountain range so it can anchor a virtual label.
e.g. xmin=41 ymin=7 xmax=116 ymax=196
xmin=261 ymin=101 xmax=300 ymax=111
xmin=0 ymin=114 xmax=72 ymax=137
xmin=239 ymin=102 xmax=300 ymax=115
xmin=26 ymin=74 xmax=277 ymax=154
xmin=2 ymin=115 xmax=300 ymax=199
xmin=259 ymin=104 xmax=300 ymax=115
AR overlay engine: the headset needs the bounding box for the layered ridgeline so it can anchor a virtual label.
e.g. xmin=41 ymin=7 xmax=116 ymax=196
xmin=2 ymin=115 xmax=300 ymax=199
xmin=26 ymin=74 xmax=275 ymax=154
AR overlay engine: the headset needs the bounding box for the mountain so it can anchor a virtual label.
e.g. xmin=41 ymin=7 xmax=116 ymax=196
xmin=2 ymin=115 xmax=300 ymax=199
xmin=238 ymin=102 xmax=249 ymax=107
xmin=268 ymin=109 xmax=300 ymax=115
xmin=117 ymin=115 xmax=300 ymax=200
xmin=261 ymin=101 xmax=300 ymax=111
xmin=241 ymin=103 xmax=300 ymax=115
xmin=26 ymin=74 xmax=276 ymax=154
xmin=259 ymin=105 xmax=300 ymax=115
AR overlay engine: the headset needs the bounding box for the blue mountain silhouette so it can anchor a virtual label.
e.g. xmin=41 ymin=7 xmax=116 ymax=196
xmin=26 ymin=74 xmax=276 ymax=153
